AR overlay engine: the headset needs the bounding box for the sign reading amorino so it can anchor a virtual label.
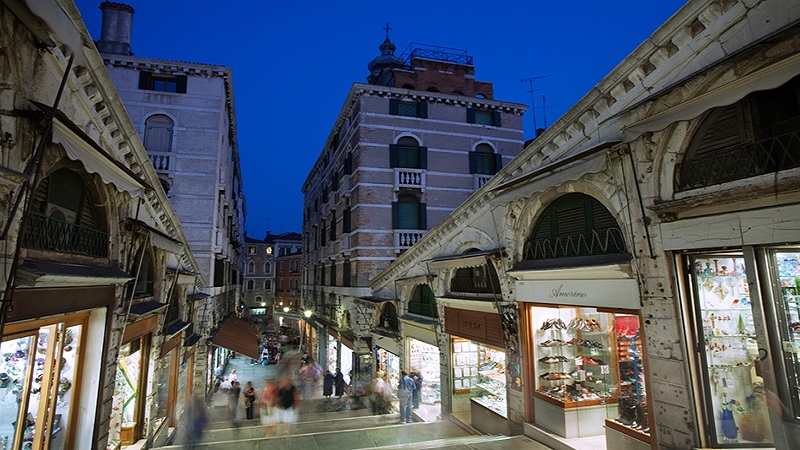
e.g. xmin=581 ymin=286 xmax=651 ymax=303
xmin=515 ymin=279 xmax=640 ymax=310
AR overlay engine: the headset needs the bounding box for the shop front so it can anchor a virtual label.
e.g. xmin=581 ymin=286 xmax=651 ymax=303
xmin=518 ymin=274 xmax=652 ymax=450
xmin=325 ymin=331 xmax=355 ymax=383
xmin=445 ymin=307 xmax=509 ymax=434
xmin=375 ymin=345 xmax=401 ymax=389
xmin=108 ymin=314 xmax=158 ymax=448
xmin=674 ymin=248 xmax=800 ymax=447
xmin=404 ymin=319 xmax=441 ymax=415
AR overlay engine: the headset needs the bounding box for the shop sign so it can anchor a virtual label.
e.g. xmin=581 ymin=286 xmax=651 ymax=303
xmin=444 ymin=308 xmax=503 ymax=348
xmin=516 ymin=279 xmax=639 ymax=309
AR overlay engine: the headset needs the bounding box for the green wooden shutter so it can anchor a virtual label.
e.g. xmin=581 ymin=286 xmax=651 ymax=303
xmin=392 ymin=202 xmax=400 ymax=228
xmin=389 ymin=145 xmax=399 ymax=168
xmin=469 ymin=152 xmax=478 ymax=174
xmin=417 ymin=101 xmax=428 ymax=118
xmin=138 ymin=71 xmax=152 ymax=90
xmin=494 ymin=153 xmax=503 ymax=173
xmin=466 ymin=108 xmax=476 ymax=124
xmin=418 ymin=146 xmax=428 ymax=169
xmin=419 ymin=203 xmax=427 ymax=229
xmin=176 ymin=75 xmax=188 ymax=93
xmin=492 ymin=110 xmax=502 ymax=127
xmin=389 ymin=98 xmax=400 ymax=115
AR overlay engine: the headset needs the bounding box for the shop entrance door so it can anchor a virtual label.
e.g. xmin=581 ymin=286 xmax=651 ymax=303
xmin=683 ymin=250 xmax=800 ymax=447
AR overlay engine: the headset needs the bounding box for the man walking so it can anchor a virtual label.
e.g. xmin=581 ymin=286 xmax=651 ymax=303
xmin=397 ymin=370 xmax=415 ymax=424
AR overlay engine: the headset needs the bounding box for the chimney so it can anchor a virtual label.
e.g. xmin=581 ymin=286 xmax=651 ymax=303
xmin=96 ymin=2 xmax=135 ymax=56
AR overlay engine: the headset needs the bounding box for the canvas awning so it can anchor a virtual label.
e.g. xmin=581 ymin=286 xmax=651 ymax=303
xmin=209 ymin=314 xmax=261 ymax=360
xmin=426 ymin=248 xmax=502 ymax=271
xmin=127 ymin=218 xmax=183 ymax=254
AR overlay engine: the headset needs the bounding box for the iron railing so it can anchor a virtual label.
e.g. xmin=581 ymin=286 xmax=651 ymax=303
xmin=676 ymin=131 xmax=800 ymax=191
xmin=523 ymin=227 xmax=626 ymax=260
xmin=450 ymin=276 xmax=499 ymax=295
xmin=23 ymin=212 xmax=108 ymax=257
xmin=402 ymin=43 xmax=473 ymax=66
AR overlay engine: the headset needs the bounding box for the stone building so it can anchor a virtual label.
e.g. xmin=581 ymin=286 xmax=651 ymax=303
xmin=242 ymin=231 xmax=302 ymax=322
xmin=275 ymin=249 xmax=303 ymax=311
xmin=0 ymin=1 xmax=205 ymax=449
xmin=300 ymin=35 xmax=527 ymax=384
xmin=365 ymin=1 xmax=800 ymax=449
xmin=93 ymin=0 xmax=247 ymax=408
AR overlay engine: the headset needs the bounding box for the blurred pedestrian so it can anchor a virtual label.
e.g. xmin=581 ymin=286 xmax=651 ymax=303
xmin=184 ymin=394 xmax=207 ymax=450
xmin=323 ymin=369 xmax=334 ymax=398
xmin=397 ymin=370 xmax=414 ymax=423
xmin=229 ymin=369 xmax=238 ymax=383
xmin=334 ymin=368 xmax=345 ymax=398
xmin=243 ymin=381 xmax=257 ymax=420
xmin=274 ymin=375 xmax=299 ymax=435
xmin=370 ymin=371 xmax=391 ymax=414
xmin=411 ymin=368 xmax=423 ymax=409
xmin=259 ymin=378 xmax=278 ymax=437
xmin=227 ymin=380 xmax=241 ymax=423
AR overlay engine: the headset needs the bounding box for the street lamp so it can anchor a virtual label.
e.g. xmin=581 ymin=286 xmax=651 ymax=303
xmin=283 ymin=306 xmax=290 ymax=313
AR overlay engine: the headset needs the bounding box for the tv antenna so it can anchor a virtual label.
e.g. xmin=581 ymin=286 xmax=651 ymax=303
xmin=521 ymin=75 xmax=552 ymax=132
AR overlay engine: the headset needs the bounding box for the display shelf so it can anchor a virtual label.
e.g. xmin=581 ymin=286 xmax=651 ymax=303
xmin=476 ymin=382 xmax=504 ymax=397
xmin=605 ymin=418 xmax=652 ymax=443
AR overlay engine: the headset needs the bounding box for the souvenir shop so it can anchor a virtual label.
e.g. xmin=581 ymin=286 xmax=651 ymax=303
xmin=674 ymin=248 xmax=800 ymax=447
xmin=517 ymin=273 xmax=652 ymax=450
xmin=0 ymin=285 xmax=114 ymax=450
xmin=373 ymin=334 xmax=402 ymax=389
xmin=326 ymin=332 xmax=354 ymax=384
xmin=445 ymin=307 xmax=509 ymax=435
xmin=405 ymin=321 xmax=441 ymax=409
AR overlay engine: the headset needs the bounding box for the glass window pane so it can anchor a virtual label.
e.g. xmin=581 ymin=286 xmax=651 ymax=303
xmin=48 ymin=324 xmax=82 ymax=450
xmin=397 ymin=203 xmax=419 ymax=229
xmin=774 ymin=251 xmax=800 ymax=420
xmin=398 ymin=102 xmax=417 ymax=117
xmin=475 ymin=110 xmax=493 ymax=125
xmin=0 ymin=335 xmax=34 ymax=449
xmin=691 ymin=255 xmax=772 ymax=445
xmin=398 ymin=147 xmax=420 ymax=168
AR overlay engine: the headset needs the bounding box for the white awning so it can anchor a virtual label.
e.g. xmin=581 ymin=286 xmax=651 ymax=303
xmin=622 ymin=53 xmax=800 ymax=140
xmin=52 ymin=121 xmax=146 ymax=198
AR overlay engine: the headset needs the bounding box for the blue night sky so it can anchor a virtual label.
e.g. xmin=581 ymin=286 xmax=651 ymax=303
xmin=74 ymin=1 xmax=687 ymax=239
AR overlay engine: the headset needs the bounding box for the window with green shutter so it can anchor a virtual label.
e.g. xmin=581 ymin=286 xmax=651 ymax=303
xmin=390 ymin=98 xmax=428 ymax=118
xmin=469 ymin=143 xmax=501 ymax=175
xmin=408 ymin=284 xmax=436 ymax=318
xmin=390 ymin=137 xmax=427 ymax=169
xmin=467 ymin=108 xmax=501 ymax=127
xmin=392 ymin=194 xmax=426 ymax=230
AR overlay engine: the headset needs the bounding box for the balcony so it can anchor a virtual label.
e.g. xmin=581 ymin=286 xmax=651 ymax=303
xmin=148 ymin=151 xmax=172 ymax=173
xmin=23 ymin=212 xmax=109 ymax=257
xmin=474 ymin=174 xmax=492 ymax=190
xmin=394 ymin=168 xmax=425 ymax=190
xmin=394 ymin=229 xmax=424 ymax=253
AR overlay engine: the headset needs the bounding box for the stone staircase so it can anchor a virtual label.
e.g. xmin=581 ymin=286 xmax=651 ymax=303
xmin=159 ymin=398 xmax=550 ymax=450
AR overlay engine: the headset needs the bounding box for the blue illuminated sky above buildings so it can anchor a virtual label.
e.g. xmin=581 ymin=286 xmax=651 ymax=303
xmin=74 ymin=0 xmax=686 ymax=238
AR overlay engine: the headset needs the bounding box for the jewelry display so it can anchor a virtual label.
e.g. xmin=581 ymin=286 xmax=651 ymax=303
xmin=775 ymin=252 xmax=800 ymax=427
xmin=410 ymin=340 xmax=441 ymax=405
xmin=452 ymin=338 xmax=507 ymax=417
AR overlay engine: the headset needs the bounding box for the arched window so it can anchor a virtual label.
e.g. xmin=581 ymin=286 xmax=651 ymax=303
xmin=248 ymin=261 xmax=255 ymax=274
xmin=523 ymin=193 xmax=626 ymax=262
xmin=451 ymin=249 xmax=501 ymax=294
xmin=255 ymin=295 xmax=263 ymax=305
xmin=144 ymin=115 xmax=173 ymax=153
xmin=470 ymin=143 xmax=500 ymax=175
xmin=392 ymin=194 xmax=426 ymax=230
xmin=426 ymin=86 xmax=440 ymax=93
xmin=401 ymin=84 xmax=415 ymax=89
xmin=165 ymin=285 xmax=181 ymax=325
xmin=676 ymin=75 xmax=800 ymax=191
xmin=246 ymin=279 xmax=255 ymax=290
xmin=389 ymin=136 xmax=426 ymax=169
xmin=452 ymin=90 xmax=465 ymax=96
xmin=264 ymin=261 xmax=271 ymax=274
xmin=409 ymin=285 xmax=435 ymax=317
xmin=264 ymin=280 xmax=271 ymax=290
xmin=379 ymin=303 xmax=399 ymax=332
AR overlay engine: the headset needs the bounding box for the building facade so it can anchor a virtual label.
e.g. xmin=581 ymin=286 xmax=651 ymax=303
xmin=242 ymin=231 xmax=302 ymax=320
xmin=301 ymin=37 xmax=527 ymax=386
xmin=275 ymin=250 xmax=303 ymax=311
xmin=366 ymin=1 xmax=800 ymax=449
xmin=0 ymin=2 xmax=206 ymax=449
xmin=93 ymin=0 xmax=246 ymax=409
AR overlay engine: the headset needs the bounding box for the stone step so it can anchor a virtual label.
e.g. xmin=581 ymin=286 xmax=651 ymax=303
xmin=376 ymin=434 xmax=552 ymax=450
xmin=160 ymin=418 xmax=472 ymax=449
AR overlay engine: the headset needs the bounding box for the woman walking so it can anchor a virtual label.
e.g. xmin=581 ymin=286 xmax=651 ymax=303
xmin=243 ymin=381 xmax=257 ymax=420
xmin=323 ymin=370 xmax=334 ymax=398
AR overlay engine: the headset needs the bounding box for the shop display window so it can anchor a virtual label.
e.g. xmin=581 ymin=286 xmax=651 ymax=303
xmin=327 ymin=335 xmax=337 ymax=370
xmin=109 ymin=337 xmax=145 ymax=447
xmin=152 ymin=352 xmax=171 ymax=431
xmin=0 ymin=320 xmax=82 ymax=450
xmin=773 ymin=251 xmax=800 ymax=421
xmin=532 ymin=306 xmax=649 ymax=437
xmin=689 ymin=255 xmax=772 ymax=445
xmin=375 ymin=348 xmax=400 ymax=389
xmin=409 ymin=339 xmax=440 ymax=404
xmin=341 ymin=345 xmax=353 ymax=384
xmin=452 ymin=338 xmax=507 ymax=417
